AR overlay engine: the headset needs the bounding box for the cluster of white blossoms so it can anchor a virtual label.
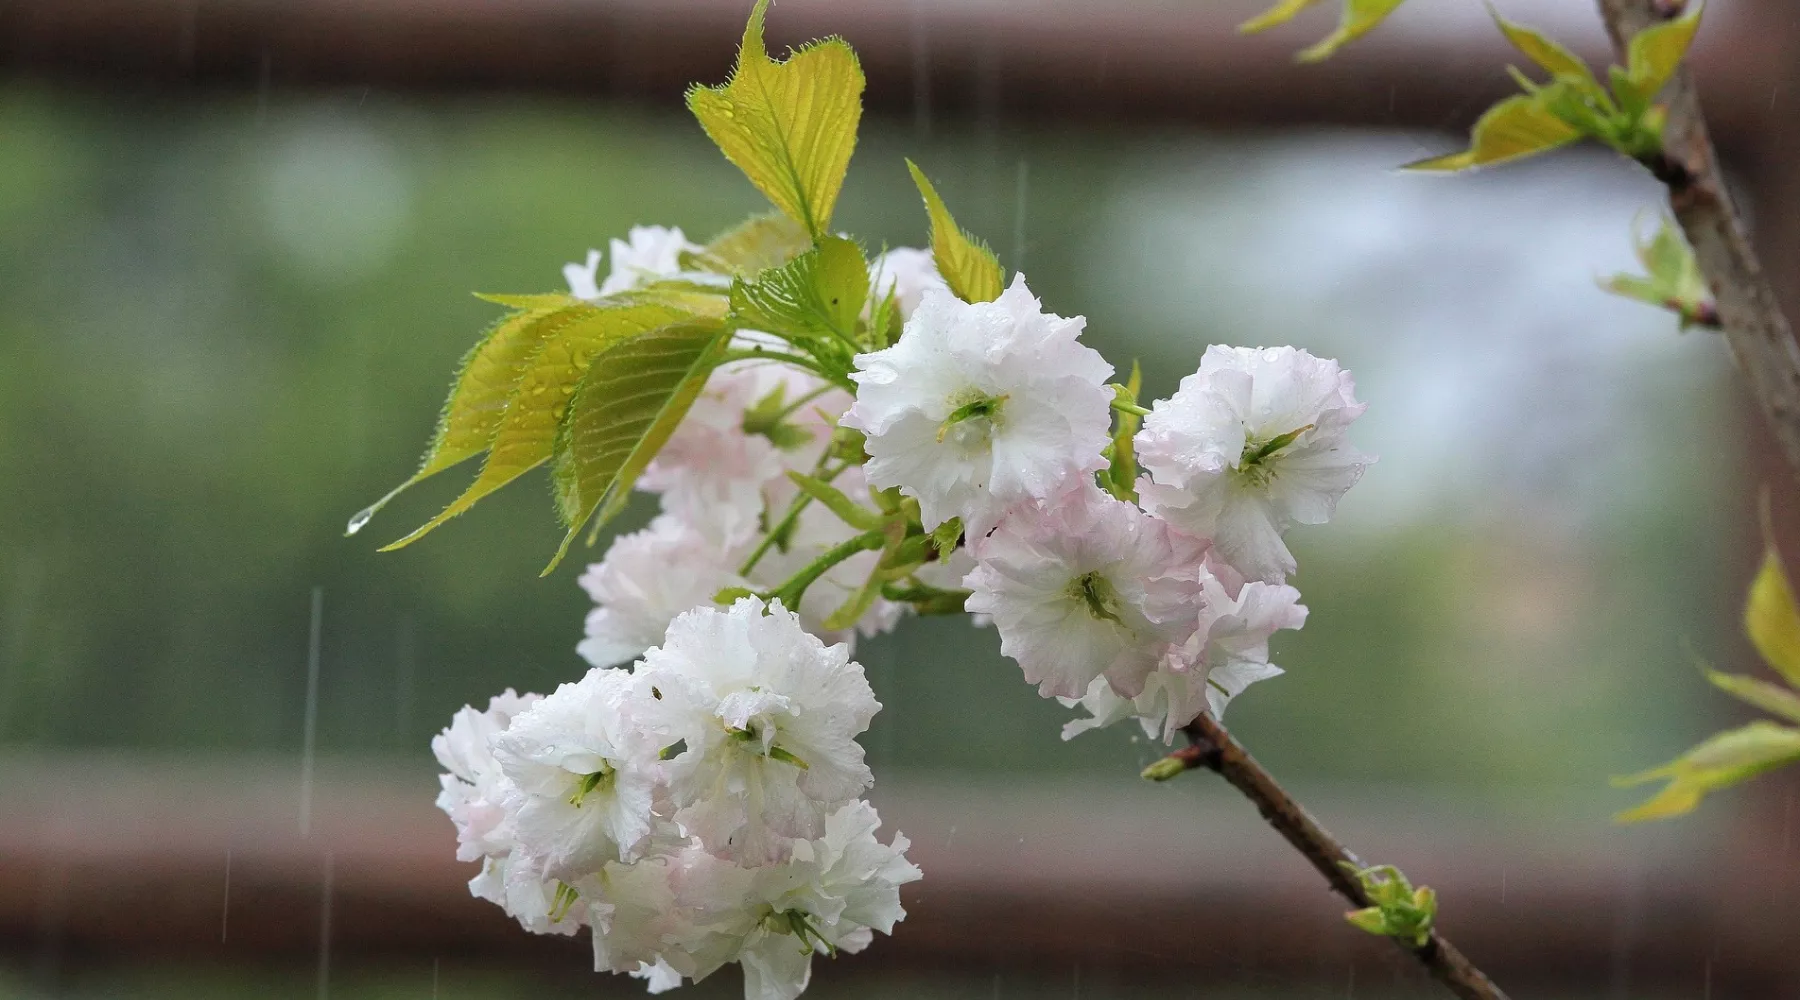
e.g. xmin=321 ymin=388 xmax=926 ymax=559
xmin=842 ymin=276 xmax=1372 ymax=741
xmin=435 ymin=597 xmax=919 ymax=1000
xmin=435 ymin=225 xmax=1369 ymax=998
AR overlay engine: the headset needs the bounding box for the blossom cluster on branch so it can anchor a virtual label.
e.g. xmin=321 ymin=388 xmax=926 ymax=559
xmin=432 ymin=220 xmax=1370 ymax=997
xmin=395 ymin=5 xmax=1370 ymax=995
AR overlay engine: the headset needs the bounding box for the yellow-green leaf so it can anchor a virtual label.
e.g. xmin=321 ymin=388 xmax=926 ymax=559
xmin=1297 ymin=0 xmax=1410 ymax=63
xmin=346 ymin=302 xmax=564 ymax=536
xmin=728 ymin=235 xmax=869 ymax=351
xmin=1614 ymin=721 xmax=1800 ymax=821
xmin=475 ymin=292 xmax=583 ymax=310
xmin=1747 ymin=541 xmax=1800 ymax=686
xmin=905 ymin=159 xmax=1003 ymax=304
xmin=1404 ymin=93 xmax=1581 ymax=172
xmin=1107 ymin=362 xmax=1143 ymax=503
xmin=1492 ymin=11 xmax=1595 ymax=84
xmin=547 ymin=319 xmax=730 ymax=572
xmin=380 ymin=300 xmax=709 ymax=551
xmin=1239 ymin=0 xmax=1322 ymax=34
xmin=689 ymin=213 xmax=814 ymax=278
xmin=686 ymin=0 xmax=864 ymax=238
xmin=1627 ymin=4 xmax=1703 ymax=99
xmin=1706 ymin=669 xmax=1800 ymax=725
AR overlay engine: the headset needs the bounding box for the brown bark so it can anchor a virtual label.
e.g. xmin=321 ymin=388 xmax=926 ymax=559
xmin=1597 ymin=0 xmax=1800 ymax=478
xmin=1176 ymin=714 xmax=1511 ymax=1000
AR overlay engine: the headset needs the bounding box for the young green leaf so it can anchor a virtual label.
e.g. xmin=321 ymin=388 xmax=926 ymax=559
xmin=1601 ymin=215 xmax=1715 ymax=328
xmin=347 ymin=302 xmax=563 ymax=535
xmin=786 ymin=470 xmax=885 ymax=532
xmin=1239 ymin=0 xmax=1409 ymax=62
xmin=1705 ymin=669 xmax=1800 ymax=726
xmin=1492 ymin=10 xmax=1596 ymax=85
xmin=688 ymin=213 xmax=814 ymax=278
xmin=1747 ymin=541 xmax=1800 ymax=687
xmin=1238 ymin=0 xmax=1320 ymax=34
xmin=1296 ymin=0 xmax=1410 ymax=63
xmin=1625 ymin=4 xmax=1703 ymax=101
xmin=380 ymin=300 xmax=706 ymax=551
xmin=905 ymin=159 xmax=1003 ymax=304
xmin=686 ymin=0 xmax=864 ymax=238
xmin=728 ymin=235 xmax=870 ymax=355
xmin=1614 ymin=721 xmax=1800 ymax=822
xmin=547 ymin=319 xmax=731 ymax=572
xmin=1404 ymin=93 xmax=1581 ymax=172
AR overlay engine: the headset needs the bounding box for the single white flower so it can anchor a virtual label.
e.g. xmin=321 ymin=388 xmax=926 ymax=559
xmin=578 ymin=517 xmax=743 ymax=669
xmin=1136 ymin=345 xmax=1372 ymax=583
xmin=867 ymin=247 xmax=947 ymax=320
xmin=636 ymin=597 xmax=879 ymax=863
xmin=734 ymin=801 xmax=921 ymax=1000
xmin=842 ymin=274 xmax=1114 ymax=537
xmin=964 ymin=484 xmax=1204 ymax=700
xmin=493 ymin=668 xmax=661 ymax=881
xmin=1062 ymin=565 xmax=1307 ymax=742
xmin=433 ymin=689 xmax=539 ymax=863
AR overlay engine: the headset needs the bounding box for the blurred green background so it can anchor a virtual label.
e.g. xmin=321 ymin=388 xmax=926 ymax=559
xmin=0 ymin=80 xmax=1740 ymax=999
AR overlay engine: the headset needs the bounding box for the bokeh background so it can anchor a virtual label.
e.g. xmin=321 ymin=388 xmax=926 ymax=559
xmin=4 ymin=0 xmax=1799 ymax=997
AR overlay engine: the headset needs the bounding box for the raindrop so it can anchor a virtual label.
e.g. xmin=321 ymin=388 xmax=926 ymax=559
xmin=221 ymin=849 xmax=233 ymax=942
xmin=300 ymin=586 xmax=324 ymax=836
xmin=318 ymin=851 xmax=335 ymax=1000
xmin=344 ymin=505 xmax=376 ymax=536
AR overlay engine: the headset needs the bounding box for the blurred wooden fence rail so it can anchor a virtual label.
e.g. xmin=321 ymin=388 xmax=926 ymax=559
xmin=0 ymin=0 xmax=1792 ymax=147
xmin=2 ymin=752 xmax=1796 ymax=994
xmin=6 ymin=0 xmax=1800 ymax=992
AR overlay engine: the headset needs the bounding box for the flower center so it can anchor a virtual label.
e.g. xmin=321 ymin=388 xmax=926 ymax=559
xmin=1236 ymin=423 xmax=1314 ymax=486
xmin=567 ymin=764 xmax=616 ymax=807
xmin=725 ymin=723 xmax=811 ymax=770
xmin=761 ymin=906 xmax=836 ymax=955
xmin=937 ymin=390 xmax=1008 ymax=444
xmin=1068 ymin=571 xmax=1126 ymax=628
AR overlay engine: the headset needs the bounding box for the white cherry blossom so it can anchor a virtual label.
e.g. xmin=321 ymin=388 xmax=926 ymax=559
xmin=842 ymin=274 xmax=1113 ymax=537
xmin=965 ymin=484 xmax=1204 ymax=700
xmin=1136 ymin=345 xmax=1372 ymax=583
xmin=1062 ymin=564 xmax=1307 ymax=742
xmin=635 ymin=597 xmax=880 ymax=863
xmin=493 ymin=668 xmax=662 ymax=880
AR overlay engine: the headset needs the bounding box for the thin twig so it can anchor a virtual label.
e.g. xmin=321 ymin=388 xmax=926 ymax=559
xmin=1174 ymin=714 xmax=1511 ymax=1000
xmin=1597 ymin=0 xmax=1800 ymax=476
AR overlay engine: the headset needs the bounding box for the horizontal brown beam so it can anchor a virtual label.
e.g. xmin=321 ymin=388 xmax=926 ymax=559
xmin=3 ymin=752 xmax=1799 ymax=993
xmin=0 ymin=0 xmax=1790 ymax=147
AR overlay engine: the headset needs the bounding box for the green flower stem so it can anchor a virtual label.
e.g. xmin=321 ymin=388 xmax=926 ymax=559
xmin=739 ymin=459 xmax=848 ymax=577
xmin=1110 ymin=397 xmax=1151 ymax=418
xmin=715 ymin=348 xmax=856 ymax=392
xmin=762 ymin=530 xmax=885 ymax=610
xmin=1147 ymin=713 xmax=1510 ymax=1000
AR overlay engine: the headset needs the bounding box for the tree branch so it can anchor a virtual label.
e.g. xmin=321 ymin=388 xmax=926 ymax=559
xmin=1597 ymin=0 xmax=1800 ymax=476
xmin=1174 ymin=714 xmax=1511 ymax=1000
